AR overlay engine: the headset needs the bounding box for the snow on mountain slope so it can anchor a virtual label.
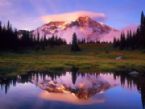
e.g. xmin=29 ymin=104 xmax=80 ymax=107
xmin=32 ymin=16 xmax=118 ymax=43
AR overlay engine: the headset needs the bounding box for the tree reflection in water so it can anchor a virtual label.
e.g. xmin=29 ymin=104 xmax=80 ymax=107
xmin=0 ymin=70 xmax=145 ymax=107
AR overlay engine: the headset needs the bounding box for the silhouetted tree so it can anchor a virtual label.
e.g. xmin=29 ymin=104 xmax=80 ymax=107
xmin=0 ymin=21 xmax=19 ymax=51
xmin=71 ymin=33 xmax=80 ymax=51
xmin=113 ymin=11 xmax=145 ymax=50
xmin=0 ymin=21 xmax=66 ymax=52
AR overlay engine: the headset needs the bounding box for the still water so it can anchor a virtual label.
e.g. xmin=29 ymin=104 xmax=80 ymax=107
xmin=0 ymin=71 xmax=144 ymax=109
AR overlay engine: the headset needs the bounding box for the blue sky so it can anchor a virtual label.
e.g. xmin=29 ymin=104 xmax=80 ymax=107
xmin=0 ymin=0 xmax=145 ymax=30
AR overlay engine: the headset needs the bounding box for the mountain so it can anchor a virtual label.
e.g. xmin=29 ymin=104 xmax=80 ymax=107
xmin=32 ymin=16 xmax=118 ymax=43
xmin=31 ymin=73 xmax=111 ymax=103
xmin=100 ymin=25 xmax=138 ymax=42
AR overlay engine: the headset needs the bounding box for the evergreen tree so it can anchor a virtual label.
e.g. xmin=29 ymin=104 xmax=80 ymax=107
xmin=0 ymin=21 xmax=19 ymax=51
xmin=113 ymin=11 xmax=145 ymax=50
xmin=113 ymin=37 xmax=117 ymax=47
xmin=141 ymin=11 xmax=145 ymax=28
xmin=71 ymin=33 xmax=80 ymax=51
xmin=0 ymin=20 xmax=66 ymax=52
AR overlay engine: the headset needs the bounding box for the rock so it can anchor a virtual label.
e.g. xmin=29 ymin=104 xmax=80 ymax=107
xmin=129 ymin=71 xmax=139 ymax=76
xmin=115 ymin=56 xmax=123 ymax=60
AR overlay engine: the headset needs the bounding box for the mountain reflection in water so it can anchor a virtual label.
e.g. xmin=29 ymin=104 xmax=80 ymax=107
xmin=0 ymin=70 xmax=145 ymax=108
xmin=36 ymin=73 xmax=111 ymax=104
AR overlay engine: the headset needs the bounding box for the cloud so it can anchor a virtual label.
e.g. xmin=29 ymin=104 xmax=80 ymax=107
xmin=100 ymin=25 xmax=138 ymax=42
xmin=41 ymin=11 xmax=106 ymax=23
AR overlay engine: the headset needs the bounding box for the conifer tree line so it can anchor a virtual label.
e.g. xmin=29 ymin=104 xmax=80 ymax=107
xmin=3 ymin=12 xmax=144 ymax=52
xmin=113 ymin=11 xmax=145 ymax=50
xmin=0 ymin=21 xmax=19 ymax=51
xmin=0 ymin=21 xmax=66 ymax=51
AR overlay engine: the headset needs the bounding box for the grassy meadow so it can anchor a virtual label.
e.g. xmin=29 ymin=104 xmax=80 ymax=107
xmin=0 ymin=44 xmax=145 ymax=76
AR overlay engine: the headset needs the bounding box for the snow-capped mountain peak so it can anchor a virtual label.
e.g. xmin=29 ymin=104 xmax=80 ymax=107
xmin=32 ymin=16 xmax=118 ymax=43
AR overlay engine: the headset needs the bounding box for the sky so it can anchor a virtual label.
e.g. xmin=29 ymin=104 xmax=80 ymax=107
xmin=0 ymin=0 xmax=145 ymax=30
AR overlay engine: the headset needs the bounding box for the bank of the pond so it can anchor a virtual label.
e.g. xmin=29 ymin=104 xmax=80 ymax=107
xmin=0 ymin=49 xmax=145 ymax=75
xmin=0 ymin=45 xmax=145 ymax=75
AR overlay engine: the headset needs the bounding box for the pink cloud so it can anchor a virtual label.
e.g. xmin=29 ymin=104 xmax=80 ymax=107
xmin=41 ymin=11 xmax=106 ymax=23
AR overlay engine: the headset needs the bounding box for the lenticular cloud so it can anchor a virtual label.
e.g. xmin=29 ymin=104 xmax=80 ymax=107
xmin=41 ymin=11 xmax=106 ymax=23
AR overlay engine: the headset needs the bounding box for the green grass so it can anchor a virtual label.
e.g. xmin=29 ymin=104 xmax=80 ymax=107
xmin=0 ymin=44 xmax=145 ymax=75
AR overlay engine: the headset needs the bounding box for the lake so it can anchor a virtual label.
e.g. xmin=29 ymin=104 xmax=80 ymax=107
xmin=0 ymin=70 xmax=144 ymax=109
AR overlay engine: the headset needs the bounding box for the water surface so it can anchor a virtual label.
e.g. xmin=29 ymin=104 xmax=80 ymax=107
xmin=0 ymin=71 xmax=144 ymax=109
